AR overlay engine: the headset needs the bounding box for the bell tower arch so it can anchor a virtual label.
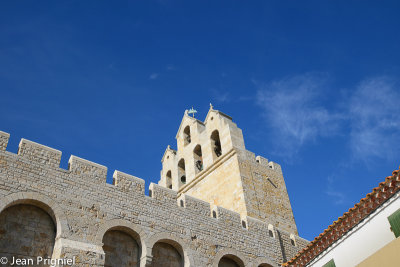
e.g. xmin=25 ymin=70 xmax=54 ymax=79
xmin=159 ymin=105 xmax=298 ymax=234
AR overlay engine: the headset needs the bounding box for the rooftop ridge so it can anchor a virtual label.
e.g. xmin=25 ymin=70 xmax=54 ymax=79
xmin=284 ymin=167 xmax=400 ymax=267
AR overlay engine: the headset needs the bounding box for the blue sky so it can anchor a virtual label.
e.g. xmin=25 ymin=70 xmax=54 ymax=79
xmin=0 ymin=1 xmax=399 ymax=241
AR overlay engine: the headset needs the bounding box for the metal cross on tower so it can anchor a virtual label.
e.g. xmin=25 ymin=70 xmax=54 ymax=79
xmin=188 ymin=107 xmax=197 ymax=118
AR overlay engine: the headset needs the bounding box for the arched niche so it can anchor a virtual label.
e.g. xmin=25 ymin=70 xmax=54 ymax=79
xmin=183 ymin=126 xmax=191 ymax=146
xmin=0 ymin=204 xmax=56 ymax=261
xmin=211 ymin=130 xmax=222 ymax=159
xmin=166 ymin=170 xmax=172 ymax=189
xmin=193 ymin=145 xmax=203 ymax=174
xmin=178 ymin=159 xmax=186 ymax=185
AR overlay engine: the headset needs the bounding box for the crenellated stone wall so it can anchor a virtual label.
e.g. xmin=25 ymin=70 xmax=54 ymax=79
xmin=0 ymin=132 xmax=308 ymax=267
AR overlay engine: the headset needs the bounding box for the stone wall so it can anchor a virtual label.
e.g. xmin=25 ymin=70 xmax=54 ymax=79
xmin=181 ymin=151 xmax=248 ymax=217
xmin=238 ymin=151 xmax=298 ymax=235
xmin=0 ymin=133 xmax=308 ymax=267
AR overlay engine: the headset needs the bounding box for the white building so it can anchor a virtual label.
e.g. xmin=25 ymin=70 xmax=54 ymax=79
xmin=284 ymin=168 xmax=400 ymax=267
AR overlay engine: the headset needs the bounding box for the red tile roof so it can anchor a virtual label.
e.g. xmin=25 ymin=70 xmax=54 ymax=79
xmin=283 ymin=167 xmax=400 ymax=267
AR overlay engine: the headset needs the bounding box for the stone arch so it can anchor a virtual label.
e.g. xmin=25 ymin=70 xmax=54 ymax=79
xmin=95 ymin=219 xmax=146 ymax=247
xmin=193 ymin=144 xmax=203 ymax=173
xmin=146 ymin=232 xmax=193 ymax=267
xmin=178 ymin=158 xmax=186 ymax=185
xmin=96 ymin=219 xmax=147 ymax=267
xmin=251 ymin=257 xmax=275 ymax=267
xmin=210 ymin=130 xmax=222 ymax=158
xmin=0 ymin=191 xmax=68 ymax=239
xmin=0 ymin=204 xmax=56 ymax=262
xmin=183 ymin=126 xmax=191 ymax=145
xmin=166 ymin=170 xmax=172 ymax=189
xmin=213 ymin=248 xmax=247 ymax=267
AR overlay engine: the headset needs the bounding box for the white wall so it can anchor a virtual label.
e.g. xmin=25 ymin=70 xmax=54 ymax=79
xmin=308 ymin=192 xmax=400 ymax=267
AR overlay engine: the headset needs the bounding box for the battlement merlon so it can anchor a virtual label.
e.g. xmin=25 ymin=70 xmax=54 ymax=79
xmin=178 ymin=194 xmax=211 ymax=217
xmin=256 ymin=155 xmax=269 ymax=165
xmin=212 ymin=206 xmax=242 ymax=226
xmin=18 ymin=138 xmax=62 ymax=168
xmin=149 ymin=183 xmax=177 ymax=204
xmin=240 ymin=150 xmax=283 ymax=174
xmin=113 ymin=170 xmax=145 ymax=194
xmin=68 ymin=155 xmax=107 ymax=180
xmin=0 ymin=131 xmax=10 ymax=151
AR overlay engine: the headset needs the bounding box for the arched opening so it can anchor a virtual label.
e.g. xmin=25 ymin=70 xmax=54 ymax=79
xmin=102 ymin=229 xmax=140 ymax=267
xmin=0 ymin=204 xmax=56 ymax=261
xmin=193 ymin=145 xmax=203 ymax=173
xmin=178 ymin=159 xmax=186 ymax=185
xmin=259 ymin=264 xmax=273 ymax=267
xmin=218 ymin=255 xmax=244 ymax=267
xmin=183 ymin=126 xmax=191 ymax=146
xmin=211 ymin=130 xmax=222 ymax=158
xmin=152 ymin=241 xmax=183 ymax=267
xmin=166 ymin=170 xmax=172 ymax=189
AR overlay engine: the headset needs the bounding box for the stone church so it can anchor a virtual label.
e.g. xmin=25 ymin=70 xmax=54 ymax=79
xmin=0 ymin=106 xmax=308 ymax=266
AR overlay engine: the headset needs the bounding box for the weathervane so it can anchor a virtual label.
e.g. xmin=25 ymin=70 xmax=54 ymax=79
xmin=188 ymin=107 xmax=198 ymax=118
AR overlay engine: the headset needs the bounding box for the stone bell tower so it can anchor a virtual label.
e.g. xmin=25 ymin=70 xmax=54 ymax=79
xmin=159 ymin=105 xmax=298 ymax=234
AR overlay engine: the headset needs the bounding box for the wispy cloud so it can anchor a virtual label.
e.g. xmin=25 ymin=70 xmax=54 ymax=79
xmin=349 ymin=76 xmax=400 ymax=161
xmin=255 ymin=74 xmax=400 ymax=161
xmin=149 ymin=73 xmax=159 ymax=80
xmin=326 ymin=175 xmax=348 ymax=205
xmin=211 ymin=89 xmax=231 ymax=103
xmin=256 ymin=73 xmax=342 ymax=156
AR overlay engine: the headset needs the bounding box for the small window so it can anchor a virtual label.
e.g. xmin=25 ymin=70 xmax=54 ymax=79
xmin=149 ymin=190 xmax=152 ymax=198
xmin=322 ymin=259 xmax=336 ymax=267
xmin=212 ymin=210 xmax=217 ymax=218
xmin=269 ymin=230 xmax=274 ymax=237
xmin=388 ymin=208 xmax=400 ymax=238
xmin=180 ymin=200 xmax=184 ymax=207
xmin=242 ymin=220 xmax=247 ymax=228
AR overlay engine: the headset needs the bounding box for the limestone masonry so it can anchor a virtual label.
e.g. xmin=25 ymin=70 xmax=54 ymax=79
xmin=0 ymin=106 xmax=308 ymax=267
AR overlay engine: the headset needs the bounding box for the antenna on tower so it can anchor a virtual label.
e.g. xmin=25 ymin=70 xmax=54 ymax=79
xmin=188 ymin=107 xmax=197 ymax=118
